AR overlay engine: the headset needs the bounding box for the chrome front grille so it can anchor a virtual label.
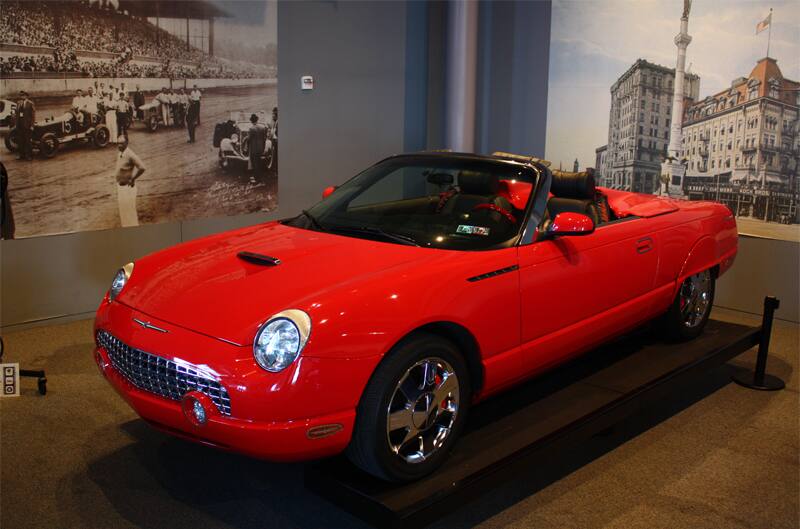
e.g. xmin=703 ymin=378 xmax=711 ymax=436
xmin=97 ymin=330 xmax=232 ymax=416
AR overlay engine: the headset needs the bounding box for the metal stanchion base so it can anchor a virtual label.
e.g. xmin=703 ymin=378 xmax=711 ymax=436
xmin=732 ymin=373 xmax=785 ymax=391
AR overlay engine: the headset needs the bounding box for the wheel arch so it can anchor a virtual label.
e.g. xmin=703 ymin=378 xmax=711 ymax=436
xmin=404 ymin=321 xmax=484 ymax=394
xmin=677 ymin=236 xmax=718 ymax=282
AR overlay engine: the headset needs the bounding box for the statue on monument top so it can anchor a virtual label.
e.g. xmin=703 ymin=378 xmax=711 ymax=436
xmin=682 ymin=0 xmax=692 ymax=20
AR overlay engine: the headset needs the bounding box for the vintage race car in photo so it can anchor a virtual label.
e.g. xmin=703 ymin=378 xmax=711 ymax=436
xmin=94 ymin=151 xmax=738 ymax=482
xmin=0 ymin=99 xmax=16 ymax=136
xmin=5 ymin=110 xmax=110 ymax=158
xmin=138 ymin=99 xmax=184 ymax=132
xmin=213 ymin=110 xmax=277 ymax=172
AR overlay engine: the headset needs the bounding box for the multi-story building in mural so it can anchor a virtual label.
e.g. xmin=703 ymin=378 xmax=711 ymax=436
xmin=681 ymin=57 xmax=800 ymax=223
xmin=599 ymin=59 xmax=700 ymax=193
xmin=594 ymin=145 xmax=607 ymax=181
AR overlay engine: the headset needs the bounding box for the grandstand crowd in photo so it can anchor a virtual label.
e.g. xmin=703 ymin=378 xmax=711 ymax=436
xmin=0 ymin=0 xmax=275 ymax=79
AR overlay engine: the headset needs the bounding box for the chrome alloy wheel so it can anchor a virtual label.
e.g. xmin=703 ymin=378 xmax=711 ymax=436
xmin=679 ymin=270 xmax=712 ymax=328
xmin=386 ymin=357 xmax=459 ymax=464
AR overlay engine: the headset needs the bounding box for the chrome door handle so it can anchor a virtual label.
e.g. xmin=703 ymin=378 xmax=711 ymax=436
xmin=636 ymin=237 xmax=653 ymax=254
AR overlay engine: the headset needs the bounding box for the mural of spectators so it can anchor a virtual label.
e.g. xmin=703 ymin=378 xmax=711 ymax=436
xmin=0 ymin=1 xmax=272 ymax=79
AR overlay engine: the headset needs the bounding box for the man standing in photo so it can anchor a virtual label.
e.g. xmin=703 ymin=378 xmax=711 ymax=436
xmin=115 ymin=92 xmax=130 ymax=137
xmin=190 ymin=84 xmax=202 ymax=125
xmin=84 ymin=86 xmax=98 ymax=117
xmin=114 ymin=136 xmax=146 ymax=227
xmin=71 ymin=89 xmax=84 ymax=112
xmin=186 ymin=92 xmax=198 ymax=144
xmin=156 ymin=87 xmax=171 ymax=126
xmin=132 ymin=84 xmax=145 ymax=121
xmin=247 ymin=113 xmax=266 ymax=177
xmin=15 ymin=91 xmax=35 ymax=161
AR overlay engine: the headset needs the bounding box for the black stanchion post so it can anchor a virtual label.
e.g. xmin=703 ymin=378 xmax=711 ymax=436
xmin=732 ymin=296 xmax=785 ymax=391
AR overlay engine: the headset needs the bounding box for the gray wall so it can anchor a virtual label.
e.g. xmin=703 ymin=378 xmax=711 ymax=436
xmin=475 ymin=0 xmax=552 ymax=157
xmin=716 ymin=236 xmax=799 ymax=323
xmin=1 ymin=0 xmax=416 ymax=328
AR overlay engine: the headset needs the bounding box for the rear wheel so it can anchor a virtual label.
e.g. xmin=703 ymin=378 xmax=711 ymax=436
xmin=662 ymin=269 xmax=714 ymax=341
xmin=93 ymin=125 xmax=110 ymax=148
xmin=218 ymin=150 xmax=230 ymax=171
xmin=347 ymin=333 xmax=470 ymax=482
xmin=5 ymin=129 xmax=18 ymax=152
xmin=39 ymin=133 xmax=58 ymax=158
xmin=265 ymin=143 xmax=277 ymax=173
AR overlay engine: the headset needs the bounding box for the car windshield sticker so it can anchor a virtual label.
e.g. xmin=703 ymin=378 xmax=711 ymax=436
xmin=456 ymin=225 xmax=491 ymax=236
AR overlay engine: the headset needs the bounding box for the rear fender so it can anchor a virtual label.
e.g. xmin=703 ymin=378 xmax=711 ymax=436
xmin=675 ymin=236 xmax=718 ymax=293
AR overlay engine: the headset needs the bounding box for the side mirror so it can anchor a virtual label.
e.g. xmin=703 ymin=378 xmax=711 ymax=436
xmin=322 ymin=185 xmax=337 ymax=199
xmin=547 ymin=212 xmax=595 ymax=237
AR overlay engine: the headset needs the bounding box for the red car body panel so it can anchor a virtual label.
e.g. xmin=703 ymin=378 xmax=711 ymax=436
xmin=95 ymin=166 xmax=737 ymax=461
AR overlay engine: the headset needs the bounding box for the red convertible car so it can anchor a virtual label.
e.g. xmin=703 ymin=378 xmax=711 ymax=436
xmin=94 ymin=152 xmax=737 ymax=482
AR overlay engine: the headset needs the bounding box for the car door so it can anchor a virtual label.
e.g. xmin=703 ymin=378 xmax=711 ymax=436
xmin=516 ymin=217 xmax=659 ymax=376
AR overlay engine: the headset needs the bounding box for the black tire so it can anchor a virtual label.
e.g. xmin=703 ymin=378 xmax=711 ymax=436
xmin=39 ymin=133 xmax=58 ymax=158
xmin=218 ymin=150 xmax=230 ymax=171
xmin=661 ymin=268 xmax=715 ymax=341
xmin=266 ymin=143 xmax=277 ymax=173
xmin=93 ymin=125 xmax=110 ymax=148
xmin=346 ymin=333 xmax=471 ymax=482
xmin=147 ymin=116 xmax=159 ymax=132
xmin=5 ymin=129 xmax=18 ymax=152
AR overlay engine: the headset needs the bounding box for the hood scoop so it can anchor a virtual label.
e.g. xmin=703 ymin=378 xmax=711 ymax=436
xmin=237 ymin=251 xmax=281 ymax=266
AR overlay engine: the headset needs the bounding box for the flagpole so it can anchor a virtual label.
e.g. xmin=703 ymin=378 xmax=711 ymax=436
xmin=766 ymin=8 xmax=773 ymax=58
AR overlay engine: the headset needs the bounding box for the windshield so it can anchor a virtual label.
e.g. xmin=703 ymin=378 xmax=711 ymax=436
xmin=285 ymin=155 xmax=537 ymax=250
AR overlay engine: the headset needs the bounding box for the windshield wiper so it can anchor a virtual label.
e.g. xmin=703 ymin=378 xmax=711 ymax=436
xmin=328 ymin=225 xmax=420 ymax=247
xmin=297 ymin=210 xmax=326 ymax=231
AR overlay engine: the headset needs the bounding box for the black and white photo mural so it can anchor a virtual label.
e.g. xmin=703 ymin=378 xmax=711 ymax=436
xmin=0 ymin=0 xmax=278 ymax=238
xmin=545 ymin=0 xmax=799 ymax=242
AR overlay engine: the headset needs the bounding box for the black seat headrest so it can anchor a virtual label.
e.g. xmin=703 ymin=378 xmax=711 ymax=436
xmin=458 ymin=171 xmax=499 ymax=195
xmin=551 ymin=168 xmax=596 ymax=199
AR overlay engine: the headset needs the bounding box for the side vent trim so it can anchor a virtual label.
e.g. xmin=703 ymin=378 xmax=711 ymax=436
xmin=467 ymin=265 xmax=519 ymax=283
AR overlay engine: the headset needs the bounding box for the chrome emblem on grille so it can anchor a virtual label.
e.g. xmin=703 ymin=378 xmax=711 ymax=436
xmin=133 ymin=318 xmax=168 ymax=333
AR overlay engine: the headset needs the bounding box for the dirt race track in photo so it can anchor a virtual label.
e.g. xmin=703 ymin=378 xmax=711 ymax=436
xmin=1 ymin=84 xmax=278 ymax=239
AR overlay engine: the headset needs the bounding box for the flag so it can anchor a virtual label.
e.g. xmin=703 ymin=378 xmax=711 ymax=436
xmin=756 ymin=12 xmax=772 ymax=34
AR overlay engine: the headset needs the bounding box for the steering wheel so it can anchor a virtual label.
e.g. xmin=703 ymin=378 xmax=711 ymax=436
xmin=471 ymin=203 xmax=517 ymax=224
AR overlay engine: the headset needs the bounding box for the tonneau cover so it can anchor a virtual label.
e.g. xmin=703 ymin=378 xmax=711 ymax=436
xmin=600 ymin=187 xmax=680 ymax=218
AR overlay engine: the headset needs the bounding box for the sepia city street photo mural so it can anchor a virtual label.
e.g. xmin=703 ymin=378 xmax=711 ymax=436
xmin=545 ymin=0 xmax=800 ymax=242
xmin=0 ymin=0 xmax=278 ymax=239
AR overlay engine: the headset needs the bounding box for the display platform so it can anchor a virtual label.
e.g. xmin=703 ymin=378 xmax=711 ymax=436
xmin=305 ymin=310 xmax=779 ymax=529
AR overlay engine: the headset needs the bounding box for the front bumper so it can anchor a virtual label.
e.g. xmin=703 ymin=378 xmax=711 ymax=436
xmin=94 ymin=300 xmax=378 ymax=461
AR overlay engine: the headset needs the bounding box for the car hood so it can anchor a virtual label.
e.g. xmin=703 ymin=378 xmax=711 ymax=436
xmin=118 ymin=222 xmax=439 ymax=346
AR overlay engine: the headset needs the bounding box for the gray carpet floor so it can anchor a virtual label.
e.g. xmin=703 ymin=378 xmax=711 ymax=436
xmin=1 ymin=307 xmax=797 ymax=529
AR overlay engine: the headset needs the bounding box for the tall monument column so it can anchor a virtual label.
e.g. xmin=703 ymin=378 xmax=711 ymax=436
xmin=661 ymin=0 xmax=693 ymax=197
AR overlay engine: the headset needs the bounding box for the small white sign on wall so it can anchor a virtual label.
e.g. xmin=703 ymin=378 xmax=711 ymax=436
xmin=301 ymin=75 xmax=314 ymax=91
xmin=2 ymin=363 xmax=20 ymax=397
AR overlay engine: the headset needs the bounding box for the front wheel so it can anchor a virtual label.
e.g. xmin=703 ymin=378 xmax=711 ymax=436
xmin=662 ymin=269 xmax=715 ymax=341
xmin=147 ymin=115 xmax=159 ymax=132
xmin=347 ymin=333 xmax=470 ymax=482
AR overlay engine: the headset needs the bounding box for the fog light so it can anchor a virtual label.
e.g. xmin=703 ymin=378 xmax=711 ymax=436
xmin=182 ymin=393 xmax=210 ymax=427
xmin=192 ymin=399 xmax=206 ymax=423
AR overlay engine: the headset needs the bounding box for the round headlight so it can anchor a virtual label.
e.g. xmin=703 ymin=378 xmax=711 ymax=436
xmin=253 ymin=309 xmax=311 ymax=372
xmin=109 ymin=262 xmax=134 ymax=301
xmin=230 ymin=133 xmax=239 ymax=143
